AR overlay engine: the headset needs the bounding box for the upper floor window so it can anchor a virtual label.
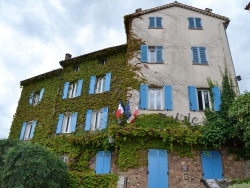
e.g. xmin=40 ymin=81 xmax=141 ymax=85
xmin=197 ymin=89 xmax=211 ymax=110
xmin=62 ymin=79 xmax=83 ymax=99
xmin=188 ymin=17 xmax=202 ymax=29
xmin=89 ymin=73 xmax=111 ymax=94
xmin=84 ymin=107 xmax=108 ymax=131
xmin=29 ymin=88 xmax=44 ymax=106
xmin=19 ymin=121 xmax=37 ymax=140
xmin=191 ymin=47 xmax=207 ymax=64
xmin=140 ymin=84 xmax=172 ymax=110
xmin=56 ymin=112 xmax=78 ymax=134
xmin=74 ymin=65 xmax=80 ymax=72
xmin=140 ymin=45 xmax=163 ymax=63
xmin=99 ymin=58 xmax=106 ymax=66
xmin=148 ymin=17 xmax=162 ymax=28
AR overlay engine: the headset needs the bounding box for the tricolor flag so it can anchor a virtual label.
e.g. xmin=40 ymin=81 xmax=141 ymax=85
xmin=116 ymin=102 xmax=125 ymax=118
xmin=127 ymin=106 xmax=138 ymax=123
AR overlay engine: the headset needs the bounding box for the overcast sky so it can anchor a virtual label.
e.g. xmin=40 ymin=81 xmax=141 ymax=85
xmin=0 ymin=0 xmax=249 ymax=139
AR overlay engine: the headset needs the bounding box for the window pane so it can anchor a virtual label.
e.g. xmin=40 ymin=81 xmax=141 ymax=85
xmin=24 ymin=123 xmax=32 ymax=139
xmin=149 ymin=89 xmax=155 ymax=109
xmin=203 ymin=91 xmax=210 ymax=109
xmin=198 ymin=91 xmax=203 ymax=110
xmin=149 ymin=50 xmax=155 ymax=63
xmin=155 ymin=89 xmax=161 ymax=109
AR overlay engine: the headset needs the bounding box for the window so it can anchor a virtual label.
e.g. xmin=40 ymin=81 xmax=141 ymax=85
xmin=148 ymin=17 xmax=162 ymax=28
xmin=62 ymin=79 xmax=83 ymax=99
xmin=89 ymin=73 xmax=111 ymax=94
xmin=74 ymin=65 xmax=79 ymax=72
xmin=140 ymin=84 xmax=172 ymax=110
xmin=19 ymin=121 xmax=37 ymax=140
xmin=29 ymin=88 xmax=44 ymax=106
xmin=99 ymin=58 xmax=106 ymax=65
xmin=61 ymin=155 xmax=69 ymax=163
xmin=140 ymin=45 xmax=163 ymax=63
xmin=84 ymin=107 xmax=108 ymax=131
xmin=56 ymin=112 xmax=78 ymax=134
xmin=96 ymin=151 xmax=111 ymax=174
xmin=188 ymin=17 xmax=202 ymax=29
xmin=191 ymin=47 xmax=207 ymax=64
xmin=188 ymin=86 xmax=221 ymax=111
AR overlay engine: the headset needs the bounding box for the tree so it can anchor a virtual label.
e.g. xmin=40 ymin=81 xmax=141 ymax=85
xmin=0 ymin=141 xmax=68 ymax=188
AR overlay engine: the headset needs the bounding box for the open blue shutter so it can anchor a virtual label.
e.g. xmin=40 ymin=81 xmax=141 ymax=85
xmin=19 ymin=122 xmax=27 ymax=140
xmin=62 ymin=82 xmax=69 ymax=99
xmin=158 ymin=150 xmax=168 ymax=188
xmin=164 ymin=85 xmax=172 ymax=110
xmin=148 ymin=149 xmax=158 ymax=188
xmin=195 ymin=18 xmax=202 ymax=28
xmin=188 ymin=86 xmax=198 ymax=111
xmin=56 ymin=114 xmax=64 ymax=134
xmin=149 ymin=17 xmax=155 ymax=27
xmin=188 ymin=17 xmax=195 ymax=28
xmin=201 ymin=151 xmax=214 ymax=179
xmin=89 ymin=76 xmax=96 ymax=94
xmin=156 ymin=46 xmax=163 ymax=63
xmin=104 ymin=72 xmax=111 ymax=91
xmin=100 ymin=107 xmax=108 ymax=129
xmin=199 ymin=47 xmax=207 ymax=64
xmin=29 ymin=92 xmax=34 ymax=105
xmin=76 ymin=79 xmax=83 ymax=97
xmin=85 ymin=110 xmax=92 ymax=131
xmin=156 ymin=17 xmax=162 ymax=28
xmin=103 ymin=151 xmax=111 ymax=174
xmin=70 ymin=112 xmax=78 ymax=132
xmin=141 ymin=45 xmax=148 ymax=63
xmin=192 ymin=47 xmax=199 ymax=63
xmin=29 ymin=121 xmax=37 ymax=139
xmin=212 ymin=86 xmax=221 ymax=111
xmin=96 ymin=151 xmax=103 ymax=174
xmin=39 ymin=88 xmax=45 ymax=101
xmin=140 ymin=84 xmax=148 ymax=109
xmin=212 ymin=151 xmax=223 ymax=179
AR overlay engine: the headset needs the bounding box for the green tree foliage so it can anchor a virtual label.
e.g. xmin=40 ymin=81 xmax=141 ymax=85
xmin=0 ymin=142 xmax=68 ymax=188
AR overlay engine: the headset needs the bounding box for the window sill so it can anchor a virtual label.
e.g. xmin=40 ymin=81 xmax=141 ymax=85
xmin=148 ymin=27 xmax=163 ymax=29
xmin=192 ymin=63 xmax=208 ymax=65
xmin=188 ymin=28 xmax=203 ymax=30
xmin=142 ymin=62 xmax=164 ymax=64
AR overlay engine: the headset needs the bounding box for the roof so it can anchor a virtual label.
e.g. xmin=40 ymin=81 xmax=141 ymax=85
xmin=124 ymin=1 xmax=230 ymax=37
xmin=245 ymin=2 xmax=250 ymax=10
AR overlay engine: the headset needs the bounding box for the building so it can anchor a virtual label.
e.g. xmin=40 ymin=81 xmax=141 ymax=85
xmin=9 ymin=2 xmax=248 ymax=188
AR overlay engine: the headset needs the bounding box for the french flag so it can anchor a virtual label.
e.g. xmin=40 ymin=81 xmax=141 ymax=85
xmin=116 ymin=102 xmax=125 ymax=118
xmin=127 ymin=106 xmax=138 ymax=123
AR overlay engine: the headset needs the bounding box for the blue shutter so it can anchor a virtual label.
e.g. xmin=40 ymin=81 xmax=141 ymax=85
xmin=96 ymin=151 xmax=103 ymax=174
xmin=199 ymin=47 xmax=207 ymax=64
xmin=39 ymin=88 xmax=45 ymax=101
xmin=85 ymin=110 xmax=92 ymax=131
xmin=192 ymin=47 xmax=199 ymax=63
xmin=102 ymin=151 xmax=111 ymax=174
xmin=149 ymin=17 xmax=155 ymax=27
xmin=29 ymin=121 xmax=37 ymax=139
xmin=212 ymin=86 xmax=221 ymax=111
xmin=104 ymin=72 xmax=111 ymax=92
xmin=188 ymin=86 xmax=198 ymax=111
xmin=19 ymin=122 xmax=27 ymax=140
xmin=164 ymin=85 xmax=172 ymax=110
xmin=56 ymin=114 xmax=64 ymax=134
xmin=212 ymin=151 xmax=223 ymax=179
xmin=148 ymin=149 xmax=158 ymax=188
xmin=76 ymin=79 xmax=83 ymax=97
xmin=156 ymin=17 xmax=162 ymax=28
xmin=195 ymin=18 xmax=202 ymax=28
xmin=156 ymin=46 xmax=163 ymax=63
xmin=100 ymin=107 xmax=108 ymax=130
xmin=62 ymin=82 xmax=69 ymax=99
xmin=140 ymin=84 xmax=148 ymax=109
xmin=89 ymin=76 xmax=96 ymax=94
xmin=70 ymin=112 xmax=78 ymax=132
xmin=141 ymin=45 xmax=148 ymax=63
xmin=29 ymin=92 xmax=34 ymax=105
xmin=188 ymin=17 xmax=195 ymax=28
xmin=158 ymin=150 xmax=168 ymax=188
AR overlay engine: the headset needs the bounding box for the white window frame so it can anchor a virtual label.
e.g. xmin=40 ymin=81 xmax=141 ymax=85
xmin=148 ymin=47 xmax=156 ymax=63
xmin=61 ymin=114 xmax=72 ymax=133
xmin=32 ymin=93 xmax=40 ymax=106
xmin=148 ymin=88 xmax=163 ymax=110
xmin=68 ymin=83 xmax=77 ymax=98
xmin=91 ymin=110 xmax=102 ymax=131
xmin=95 ymin=77 xmax=105 ymax=93
xmin=197 ymin=89 xmax=211 ymax=110
xmin=61 ymin=155 xmax=69 ymax=163
xmin=74 ymin=66 xmax=79 ymax=72
xmin=24 ymin=121 xmax=33 ymax=140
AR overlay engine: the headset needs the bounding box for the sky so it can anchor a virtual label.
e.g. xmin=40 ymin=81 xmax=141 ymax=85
xmin=0 ymin=0 xmax=249 ymax=139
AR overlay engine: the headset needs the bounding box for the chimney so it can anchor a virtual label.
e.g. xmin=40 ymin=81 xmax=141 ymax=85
xmin=65 ymin=53 xmax=72 ymax=60
xmin=205 ymin=8 xmax=212 ymax=12
xmin=135 ymin=8 xmax=142 ymax=13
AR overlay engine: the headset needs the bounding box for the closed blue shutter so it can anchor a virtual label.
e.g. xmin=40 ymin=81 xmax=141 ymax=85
xmin=104 ymin=72 xmax=112 ymax=92
xmin=156 ymin=46 xmax=163 ymax=63
xmin=89 ymin=76 xmax=96 ymax=94
xmin=164 ymin=85 xmax=172 ymax=110
xmin=141 ymin=45 xmax=148 ymax=63
xmin=156 ymin=17 xmax=162 ymax=28
xmin=100 ymin=107 xmax=108 ymax=129
xmin=140 ymin=84 xmax=148 ymax=109
xmin=195 ymin=18 xmax=202 ymax=28
xmin=85 ymin=110 xmax=92 ymax=131
xmin=148 ymin=149 xmax=158 ymax=188
xmin=188 ymin=86 xmax=198 ymax=111
xmin=96 ymin=151 xmax=103 ymax=174
xmin=76 ymin=79 xmax=83 ymax=97
xmin=192 ymin=47 xmax=199 ymax=63
xmin=188 ymin=17 xmax=195 ymax=28
xmin=199 ymin=47 xmax=207 ymax=64
xmin=19 ymin=122 xmax=27 ymax=140
xmin=56 ymin=114 xmax=64 ymax=134
xmin=103 ymin=151 xmax=111 ymax=174
xmin=149 ymin=17 xmax=155 ymax=27
xmin=158 ymin=150 xmax=168 ymax=188
xmin=70 ymin=112 xmax=78 ymax=132
xmin=39 ymin=88 xmax=45 ymax=101
xmin=29 ymin=121 xmax=37 ymax=139
xmin=62 ymin=82 xmax=69 ymax=99
xmin=212 ymin=86 xmax=221 ymax=111
xmin=212 ymin=151 xmax=223 ymax=179
xmin=29 ymin=92 xmax=34 ymax=105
